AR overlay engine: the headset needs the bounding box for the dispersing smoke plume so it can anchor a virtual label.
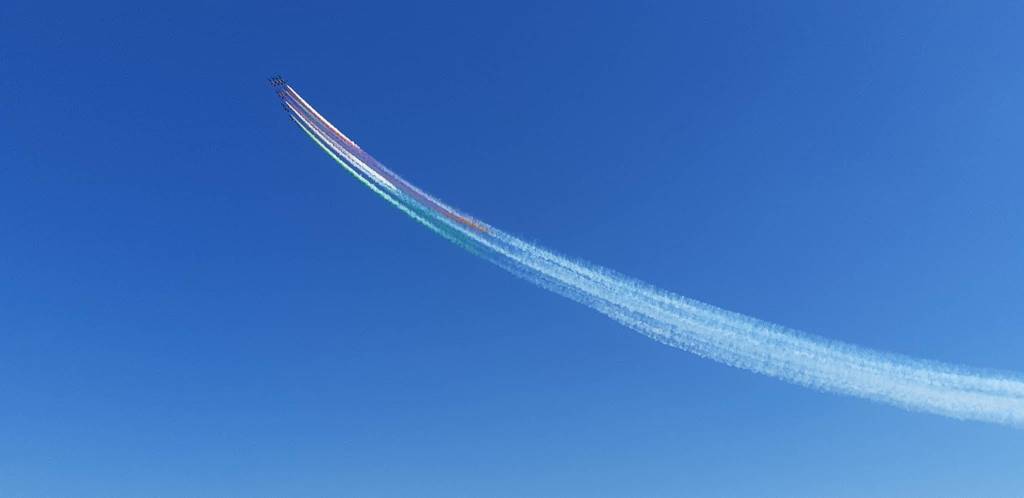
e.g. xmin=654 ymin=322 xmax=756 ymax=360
xmin=269 ymin=76 xmax=1024 ymax=427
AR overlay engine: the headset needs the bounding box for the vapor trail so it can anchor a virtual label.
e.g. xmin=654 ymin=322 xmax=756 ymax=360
xmin=269 ymin=76 xmax=1024 ymax=427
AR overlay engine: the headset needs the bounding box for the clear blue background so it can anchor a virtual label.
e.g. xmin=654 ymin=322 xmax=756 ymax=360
xmin=2 ymin=1 xmax=1023 ymax=496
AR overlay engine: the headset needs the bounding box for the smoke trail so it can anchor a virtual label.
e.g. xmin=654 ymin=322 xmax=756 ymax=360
xmin=269 ymin=76 xmax=1024 ymax=427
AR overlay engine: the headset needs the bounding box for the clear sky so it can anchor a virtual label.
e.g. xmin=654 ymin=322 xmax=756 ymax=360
xmin=2 ymin=1 xmax=1023 ymax=496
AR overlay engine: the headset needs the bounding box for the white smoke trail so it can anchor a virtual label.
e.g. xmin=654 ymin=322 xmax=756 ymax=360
xmin=278 ymin=82 xmax=1024 ymax=427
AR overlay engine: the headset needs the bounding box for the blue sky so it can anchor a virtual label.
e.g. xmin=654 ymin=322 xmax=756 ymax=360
xmin=2 ymin=1 xmax=1023 ymax=496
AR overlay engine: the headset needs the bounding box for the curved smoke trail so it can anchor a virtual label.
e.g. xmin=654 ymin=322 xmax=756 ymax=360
xmin=269 ymin=76 xmax=1024 ymax=427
